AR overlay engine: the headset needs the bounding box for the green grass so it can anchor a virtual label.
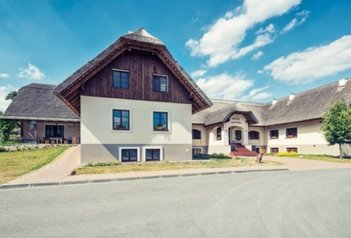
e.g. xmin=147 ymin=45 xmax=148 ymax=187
xmin=273 ymin=154 xmax=351 ymax=163
xmin=76 ymin=157 xmax=281 ymax=175
xmin=0 ymin=146 xmax=69 ymax=184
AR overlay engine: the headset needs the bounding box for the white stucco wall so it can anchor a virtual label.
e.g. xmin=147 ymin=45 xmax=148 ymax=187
xmin=248 ymin=126 xmax=266 ymax=146
xmin=81 ymin=96 xmax=192 ymax=145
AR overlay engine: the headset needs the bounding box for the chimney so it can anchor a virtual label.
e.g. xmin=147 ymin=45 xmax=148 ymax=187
xmin=289 ymin=93 xmax=295 ymax=101
xmin=339 ymin=78 xmax=348 ymax=87
xmin=272 ymin=98 xmax=278 ymax=106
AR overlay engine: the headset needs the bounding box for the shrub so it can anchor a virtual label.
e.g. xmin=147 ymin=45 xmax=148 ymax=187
xmin=210 ymin=153 xmax=232 ymax=159
xmin=0 ymin=146 xmax=6 ymax=152
xmin=276 ymin=152 xmax=298 ymax=157
xmin=193 ymin=153 xmax=210 ymax=160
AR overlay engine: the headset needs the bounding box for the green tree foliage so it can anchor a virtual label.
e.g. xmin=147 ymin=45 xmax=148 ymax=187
xmin=322 ymin=100 xmax=351 ymax=158
xmin=0 ymin=91 xmax=18 ymax=143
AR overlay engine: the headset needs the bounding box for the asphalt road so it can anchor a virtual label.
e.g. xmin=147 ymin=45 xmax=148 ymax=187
xmin=1 ymin=169 xmax=351 ymax=238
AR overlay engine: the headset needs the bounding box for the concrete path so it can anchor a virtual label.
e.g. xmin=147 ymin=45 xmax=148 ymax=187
xmin=7 ymin=145 xmax=80 ymax=185
xmin=266 ymin=156 xmax=351 ymax=171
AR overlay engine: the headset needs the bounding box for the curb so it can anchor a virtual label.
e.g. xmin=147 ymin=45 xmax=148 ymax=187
xmin=0 ymin=168 xmax=289 ymax=190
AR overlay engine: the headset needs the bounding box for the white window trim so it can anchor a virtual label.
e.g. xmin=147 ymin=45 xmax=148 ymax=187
xmin=192 ymin=147 xmax=202 ymax=154
xmin=153 ymin=74 xmax=169 ymax=92
xmin=111 ymin=107 xmax=133 ymax=133
xmin=142 ymin=146 xmax=164 ymax=162
xmin=284 ymin=146 xmax=299 ymax=153
xmin=112 ymin=68 xmax=130 ymax=73
xmin=119 ymin=147 xmax=140 ymax=162
xmin=152 ymin=110 xmax=171 ymax=133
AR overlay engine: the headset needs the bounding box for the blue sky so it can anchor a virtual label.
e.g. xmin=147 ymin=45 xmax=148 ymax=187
xmin=0 ymin=0 xmax=351 ymax=111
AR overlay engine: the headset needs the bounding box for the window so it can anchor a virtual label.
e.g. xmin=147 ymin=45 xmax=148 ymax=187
xmin=286 ymin=128 xmax=297 ymax=138
xmin=45 ymin=125 xmax=64 ymax=138
xmin=248 ymin=131 xmax=260 ymax=140
xmin=153 ymin=75 xmax=168 ymax=92
xmin=145 ymin=149 xmax=161 ymax=161
xmin=192 ymin=129 xmax=201 ymax=140
xmin=270 ymin=129 xmax=279 ymax=139
xmin=113 ymin=109 xmax=130 ymax=130
xmin=270 ymin=147 xmax=279 ymax=154
xmin=112 ymin=70 xmax=129 ymax=89
xmin=286 ymin=147 xmax=298 ymax=153
xmin=153 ymin=112 xmax=168 ymax=131
xmin=192 ymin=147 xmax=202 ymax=155
xmin=120 ymin=148 xmax=138 ymax=162
xmin=216 ymin=127 xmax=222 ymax=140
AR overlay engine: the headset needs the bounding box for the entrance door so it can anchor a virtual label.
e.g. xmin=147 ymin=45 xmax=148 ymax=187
xmin=235 ymin=130 xmax=242 ymax=141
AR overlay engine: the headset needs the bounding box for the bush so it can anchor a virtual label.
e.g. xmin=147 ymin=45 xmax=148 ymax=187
xmin=0 ymin=146 xmax=6 ymax=152
xmin=211 ymin=153 xmax=232 ymax=159
xmin=193 ymin=153 xmax=210 ymax=160
xmin=276 ymin=152 xmax=298 ymax=157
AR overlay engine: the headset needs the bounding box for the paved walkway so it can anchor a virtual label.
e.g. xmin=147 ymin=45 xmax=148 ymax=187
xmin=7 ymin=145 xmax=80 ymax=185
xmin=266 ymin=156 xmax=351 ymax=171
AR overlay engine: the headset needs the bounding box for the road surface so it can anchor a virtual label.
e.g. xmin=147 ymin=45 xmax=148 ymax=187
xmin=1 ymin=169 xmax=351 ymax=238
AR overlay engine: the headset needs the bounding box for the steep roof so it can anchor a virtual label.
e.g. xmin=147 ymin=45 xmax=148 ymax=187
xmin=54 ymin=28 xmax=212 ymax=114
xmin=262 ymin=79 xmax=351 ymax=126
xmin=3 ymin=84 xmax=80 ymax=122
xmin=193 ymin=79 xmax=351 ymax=127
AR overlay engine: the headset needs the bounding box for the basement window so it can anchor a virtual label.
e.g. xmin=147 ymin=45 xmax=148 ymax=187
xmin=286 ymin=147 xmax=298 ymax=153
xmin=270 ymin=147 xmax=279 ymax=154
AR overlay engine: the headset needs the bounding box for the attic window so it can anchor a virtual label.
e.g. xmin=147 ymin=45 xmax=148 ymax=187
xmin=112 ymin=70 xmax=129 ymax=89
xmin=153 ymin=75 xmax=168 ymax=92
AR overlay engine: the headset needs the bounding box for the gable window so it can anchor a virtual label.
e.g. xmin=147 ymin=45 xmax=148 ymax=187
xmin=286 ymin=128 xmax=297 ymax=138
xmin=113 ymin=109 xmax=130 ymax=130
xmin=153 ymin=112 xmax=168 ymax=131
xmin=249 ymin=131 xmax=260 ymax=140
xmin=45 ymin=125 xmax=64 ymax=138
xmin=216 ymin=127 xmax=222 ymax=140
xmin=112 ymin=70 xmax=129 ymax=89
xmin=120 ymin=148 xmax=139 ymax=162
xmin=192 ymin=129 xmax=201 ymax=140
xmin=153 ymin=75 xmax=168 ymax=92
xmin=286 ymin=147 xmax=298 ymax=153
xmin=270 ymin=129 xmax=279 ymax=139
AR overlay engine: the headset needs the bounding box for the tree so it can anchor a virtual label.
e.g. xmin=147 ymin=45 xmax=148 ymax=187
xmin=0 ymin=91 xmax=18 ymax=143
xmin=322 ymin=100 xmax=351 ymax=158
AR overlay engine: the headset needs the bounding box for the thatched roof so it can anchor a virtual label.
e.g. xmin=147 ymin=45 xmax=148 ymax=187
xmin=193 ymin=79 xmax=351 ymax=127
xmin=3 ymin=84 xmax=80 ymax=122
xmin=54 ymin=28 xmax=212 ymax=114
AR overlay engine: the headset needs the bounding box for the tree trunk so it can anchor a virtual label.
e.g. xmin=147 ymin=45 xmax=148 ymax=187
xmin=339 ymin=143 xmax=343 ymax=159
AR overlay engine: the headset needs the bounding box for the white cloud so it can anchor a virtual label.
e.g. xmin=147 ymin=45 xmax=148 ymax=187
xmin=256 ymin=23 xmax=276 ymax=34
xmin=0 ymin=73 xmax=9 ymax=79
xmin=186 ymin=0 xmax=301 ymax=67
xmin=243 ymin=86 xmax=272 ymax=100
xmin=251 ymin=51 xmax=264 ymax=61
xmin=263 ymin=35 xmax=351 ymax=83
xmin=191 ymin=69 xmax=207 ymax=78
xmin=195 ymin=73 xmax=253 ymax=99
xmin=18 ymin=63 xmax=45 ymax=80
xmin=281 ymin=10 xmax=310 ymax=34
xmin=0 ymin=84 xmax=16 ymax=112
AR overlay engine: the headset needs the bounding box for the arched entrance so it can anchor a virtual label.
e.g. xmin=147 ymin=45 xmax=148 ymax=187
xmin=228 ymin=126 xmax=244 ymax=145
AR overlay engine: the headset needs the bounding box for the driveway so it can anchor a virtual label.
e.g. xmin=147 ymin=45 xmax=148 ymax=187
xmin=7 ymin=145 xmax=80 ymax=185
xmin=1 ymin=169 xmax=351 ymax=238
xmin=265 ymin=156 xmax=351 ymax=171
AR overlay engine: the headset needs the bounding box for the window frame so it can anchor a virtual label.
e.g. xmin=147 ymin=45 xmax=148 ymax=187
xmin=269 ymin=129 xmax=279 ymax=139
xmin=248 ymin=130 xmax=260 ymax=140
xmin=112 ymin=69 xmax=129 ymax=89
xmin=153 ymin=111 xmax=169 ymax=131
xmin=153 ymin=74 xmax=168 ymax=93
xmin=192 ymin=129 xmax=202 ymax=140
xmin=142 ymin=146 xmax=163 ymax=162
xmin=44 ymin=124 xmax=65 ymax=138
xmin=286 ymin=127 xmax=298 ymax=139
xmin=119 ymin=147 xmax=140 ymax=162
xmin=192 ymin=147 xmax=202 ymax=155
xmin=216 ymin=127 xmax=222 ymax=141
xmin=112 ymin=109 xmax=130 ymax=131
xmin=286 ymin=147 xmax=298 ymax=153
xmin=270 ymin=147 xmax=279 ymax=154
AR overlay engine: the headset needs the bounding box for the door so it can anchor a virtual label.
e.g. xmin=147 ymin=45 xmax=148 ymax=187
xmin=235 ymin=130 xmax=242 ymax=141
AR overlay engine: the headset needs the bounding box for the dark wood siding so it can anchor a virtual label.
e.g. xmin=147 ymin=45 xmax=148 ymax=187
xmin=81 ymin=49 xmax=191 ymax=104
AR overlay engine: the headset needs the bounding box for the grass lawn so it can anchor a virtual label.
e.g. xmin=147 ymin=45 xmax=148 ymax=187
xmin=274 ymin=154 xmax=351 ymax=163
xmin=0 ymin=146 xmax=69 ymax=184
xmin=76 ymin=157 xmax=281 ymax=175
